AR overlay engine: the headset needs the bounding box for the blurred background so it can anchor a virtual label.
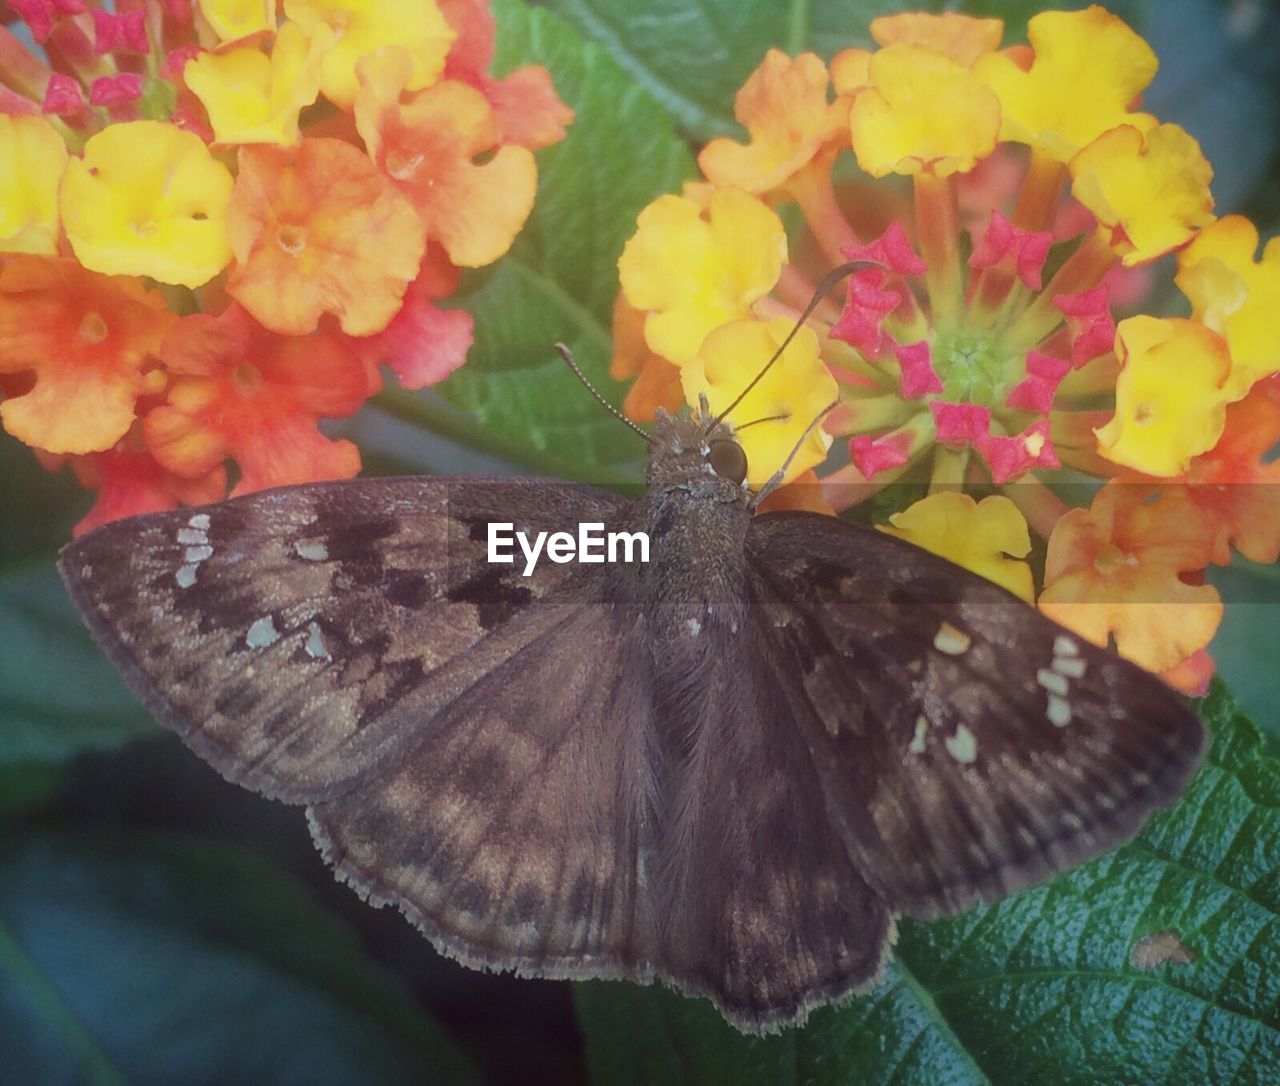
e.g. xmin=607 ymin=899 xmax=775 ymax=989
xmin=2 ymin=0 xmax=1278 ymax=1083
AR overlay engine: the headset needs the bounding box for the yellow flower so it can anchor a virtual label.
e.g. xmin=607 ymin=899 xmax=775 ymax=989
xmin=60 ymin=121 xmax=234 ymax=289
xmin=1176 ymin=215 xmax=1280 ymax=399
xmin=283 ymin=0 xmax=454 ymax=109
xmin=881 ymin=492 xmax=1034 ymax=601
xmin=849 ymin=44 xmax=1000 ymax=178
xmin=186 ymin=22 xmax=327 ymax=147
xmin=1094 ymin=316 xmax=1231 ymax=476
xmin=0 ymin=115 xmax=68 ymax=255
xmin=683 ymin=317 xmax=836 ymax=489
xmin=974 ymin=5 xmax=1157 ymax=162
xmin=197 ymin=0 xmax=276 ymax=43
xmin=618 ymin=187 xmax=786 ymax=366
xmin=1069 ymin=123 xmax=1214 ymax=267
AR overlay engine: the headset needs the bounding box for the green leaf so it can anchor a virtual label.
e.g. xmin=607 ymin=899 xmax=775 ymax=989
xmin=543 ymin=0 xmax=900 ymax=142
xmin=576 ymin=683 xmax=1280 ymax=1084
xmin=1208 ymin=558 xmax=1280 ymax=737
xmin=432 ymin=0 xmax=695 ymax=473
xmin=0 ymin=563 xmax=152 ymax=765
xmin=0 ymin=831 xmax=478 ymax=1086
xmin=0 ymin=764 xmax=63 ymax=823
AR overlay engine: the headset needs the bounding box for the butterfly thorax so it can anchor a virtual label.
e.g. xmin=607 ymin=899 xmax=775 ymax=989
xmin=626 ymin=411 xmax=753 ymax=666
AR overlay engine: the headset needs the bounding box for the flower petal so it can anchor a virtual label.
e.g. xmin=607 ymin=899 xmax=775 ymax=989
xmin=0 ymin=114 xmax=68 ymax=255
xmin=226 ymin=138 xmax=426 ymax=335
xmin=355 ymin=55 xmax=536 ymax=267
xmin=1176 ymin=215 xmax=1280 ymax=400
xmin=618 ymin=188 xmax=786 ymax=366
xmin=882 ymin=492 xmax=1033 ymax=600
xmin=60 ymin=121 xmax=234 ymax=288
xmin=850 ymin=43 xmax=1000 ymax=177
xmin=1069 ymin=123 xmax=1214 ymax=267
xmin=0 ymin=256 xmax=175 ymax=454
xmin=698 ymin=50 xmax=849 ymax=195
xmin=974 ymin=6 xmax=1157 ymax=161
xmin=1095 ymin=316 xmax=1231 ymax=476
xmin=283 ymin=0 xmax=454 ymax=109
xmin=185 ymin=20 xmax=326 ymax=147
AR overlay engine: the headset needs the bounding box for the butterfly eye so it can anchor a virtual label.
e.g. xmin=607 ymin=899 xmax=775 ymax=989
xmin=707 ymin=439 xmax=748 ymax=484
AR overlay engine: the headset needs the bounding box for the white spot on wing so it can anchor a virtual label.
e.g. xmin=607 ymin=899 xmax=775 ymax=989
xmin=1053 ymin=634 xmax=1079 ymax=657
xmin=945 ymin=724 xmax=978 ymax=764
xmin=176 ymin=527 xmax=207 ymax=545
xmin=1047 ymin=694 xmax=1071 ymax=727
xmin=933 ymin=622 xmax=971 ymax=655
xmin=246 ymin=615 xmax=279 ymax=649
xmin=1037 ymin=667 xmax=1069 ymax=697
xmin=908 ymin=715 xmax=929 ymax=755
xmin=685 ymin=617 xmax=701 ymax=637
xmin=295 ymin=540 xmax=329 ymax=562
xmin=305 ymin=622 xmax=330 ymax=660
xmin=1053 ymin=655 xmax=1087 ymax=679
xmin=188 ymin=513 xmax=211 ymax=531
xmin=184 ymin=544 xmax=213 ymax=563
xmin=175 ymin=564 xmax=197 ymax=588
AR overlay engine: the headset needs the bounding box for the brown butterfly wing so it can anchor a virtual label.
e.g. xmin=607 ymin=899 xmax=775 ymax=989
xmin=646 ymin=607 xmax=895 ymax=1032
xmin=306 ymin=597 xmax=662 ymax=978
xmin=746 ymin=510 xmax=1205 ymax=919
xmin=58 ymin=476 xmax=624 ymax=803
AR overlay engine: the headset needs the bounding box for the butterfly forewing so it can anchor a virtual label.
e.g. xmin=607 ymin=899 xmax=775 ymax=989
xmin=747 ymin=511 xmax=1205 ymax=919
xmin=58 ymin=476 xmax=623 ymax=803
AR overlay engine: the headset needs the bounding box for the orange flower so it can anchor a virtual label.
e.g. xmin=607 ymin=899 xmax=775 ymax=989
xmin=71 ymin=438 xmax=228 ymax=536
xmin=1183 ymin=387 xmax=1280 ymax=566
xmin=1039 ymin=482 xmax=1221 ymax=673
xmin=146 ymin=303 xmax=366 ymax=495
xmin=869 ymin=12 xmax=1003 ymax=65
xmin=698 ymin=50 xmax=849 ymax=195
xmin=0 ymin=256 xmax=175 ymax=454
xmin=347 ymin=243 xmax=473 ymax=392
xmin=225 ymin=138 xmax=426 ymax=335
xmin=354 ymin=49 xmax=536 ymax=268
xmin=439 ymin=0 xmax=574 ymax=150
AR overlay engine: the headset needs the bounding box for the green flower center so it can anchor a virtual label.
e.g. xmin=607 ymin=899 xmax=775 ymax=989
xmin=931 ymin=326 xmax=1016 ymax=406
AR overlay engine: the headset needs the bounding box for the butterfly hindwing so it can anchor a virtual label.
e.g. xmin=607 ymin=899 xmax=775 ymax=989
xmin=58 ymin=476 xmax=624 ymax=803
xmin=747 ymin=510 xmax=1205 ymax=919
xmin=307 ymin=597 xmax=662 ymax=980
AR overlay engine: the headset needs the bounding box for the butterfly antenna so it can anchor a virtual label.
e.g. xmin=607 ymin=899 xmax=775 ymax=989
xmin=749 ymin=399 xmax=840 ymax=511
xmin=555 ymin=343 xmax=655 ymax=445
xmin=712 ymin=259 xmax=883 ymax=428
xmin=734 ymin=411 xmax=792 ymax=432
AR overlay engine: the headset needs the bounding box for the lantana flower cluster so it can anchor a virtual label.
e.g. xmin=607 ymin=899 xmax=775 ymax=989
xmin=1 ymin=0 xmax=570 ymax=530
xmin=614 ymin=6 xmax=1280 ymax=693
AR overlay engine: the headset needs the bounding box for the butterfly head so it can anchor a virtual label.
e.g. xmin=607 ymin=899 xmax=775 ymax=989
xmin=646 ymin=396 xmax=749 ymax=504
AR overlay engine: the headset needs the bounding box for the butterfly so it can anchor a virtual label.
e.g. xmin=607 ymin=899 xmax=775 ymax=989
xmin=58 ymin=356 xmax=1204 ymax=1035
